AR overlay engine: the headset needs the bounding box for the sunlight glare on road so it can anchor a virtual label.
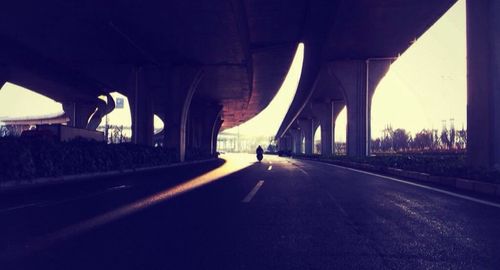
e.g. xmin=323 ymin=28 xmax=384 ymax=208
xmin=8 ymin=154 xmax=255 ymax=258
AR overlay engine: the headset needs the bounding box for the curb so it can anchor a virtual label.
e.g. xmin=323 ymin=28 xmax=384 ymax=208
xmin=0 ymin=158 xmax=220 ymax=192
xmin=293 ymin=156 xmax=500 ymax=198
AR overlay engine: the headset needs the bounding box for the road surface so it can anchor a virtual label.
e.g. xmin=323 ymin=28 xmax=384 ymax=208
xmin=1 ymin=154 xmax=499 ymax=269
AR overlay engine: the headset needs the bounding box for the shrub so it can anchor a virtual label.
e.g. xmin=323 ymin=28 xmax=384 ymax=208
xmin=0 ymin=137 xmax=201 ymax=182
xmin=293 ymin=152 xmax=499 ymax=184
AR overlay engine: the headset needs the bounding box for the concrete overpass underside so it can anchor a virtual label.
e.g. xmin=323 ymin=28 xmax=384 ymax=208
xmin=276 ymin=1 xmax=500 ymax=171
xmin=0 ymin=0 xmax=303 ymax=161
xmin=0 ymin=1 xmax=498 ymax=169
xmin=275 ymin=1 xmax=500 ymax=165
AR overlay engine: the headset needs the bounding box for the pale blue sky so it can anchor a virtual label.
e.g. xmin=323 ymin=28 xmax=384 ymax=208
xmin=0 ymin=0 xmax=466 ymax=142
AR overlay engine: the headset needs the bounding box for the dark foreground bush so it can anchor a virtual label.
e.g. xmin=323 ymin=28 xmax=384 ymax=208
xmin=0 ymin=137 xmax=192 ymax=182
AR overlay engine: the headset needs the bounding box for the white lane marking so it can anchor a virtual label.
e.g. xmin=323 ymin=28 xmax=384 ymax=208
xmin=297 ymin=166 xmax=309 ymax=176
xmin=268 ymin=165 xmax=273 ymax=171
xmin=107 ymin=184 xmax=130 ymax=191
xmin=0 ymin=203 xmax=40 ymax=213
xmin=325 ymin=190 xmax=349 ymax=217
xmin=314 ymin=161 xmax=500 ymax=209
xmin=290 ymin=163 xmax=309 ymax=176
xmin=242 ymin=181 xmax=264 ymax=203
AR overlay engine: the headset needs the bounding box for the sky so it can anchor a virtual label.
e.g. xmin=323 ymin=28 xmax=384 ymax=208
xmin=226 ymin=0 xmax=466 ymax=142
xmin=0 ymin=82 xmax=63 ymax=120
xmin=0 ymin=0 xmax=466 ymax=142
xmin=336 ymin=0 xmax=466 ymax=141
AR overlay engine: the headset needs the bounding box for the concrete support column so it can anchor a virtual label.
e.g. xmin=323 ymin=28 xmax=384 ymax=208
xmin=311 ymin=100 xmax=346 ymax=157
xmin=186 ymin=110 xmax=202 ymax=150
xmin=281 ymin=134 xmax=293 ymax=152
xmin=467 ymin=0 xmax=500 ymax=169
xmin=289 ymin=128 xmax=302 ymax=154
xmin=164 ymin=66 xmax=204 ymax=162
xmin=130 ymin=68 xmax=154 ymax=146
xmin=187 ymin=103 xmax=222 ymax=158
xmin=87 ymin=93 xmax=115 ymax=131
xmin=212 ymin=118 xmax=223 ymax=155
xmin=329 ymin=60 xmax=390 ymax=157
xmin=286 ymin=135 xmax=293 ymax=151
xmin=206 ymin=107 xmax=223 ymax=156
xmin=63 ymin=101 xmax=96 ymax=129
xmin=313 ymin=121 xmax=320 ymax=154
xmin=278 ymin=135 xmax=289 ymax=152
xmin=312 ymin=101 xmax=333 ymax=156
xmin=298 ymin=118 xmax=314 ymax=155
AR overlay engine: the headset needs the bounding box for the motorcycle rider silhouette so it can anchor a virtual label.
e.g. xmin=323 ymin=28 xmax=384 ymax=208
xmin=256 ymin=145 xmax=264 ymax=162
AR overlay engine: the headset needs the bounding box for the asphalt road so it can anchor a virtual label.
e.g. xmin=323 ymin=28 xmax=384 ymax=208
xmin=1 ymin=153 xmax=500 ymax=269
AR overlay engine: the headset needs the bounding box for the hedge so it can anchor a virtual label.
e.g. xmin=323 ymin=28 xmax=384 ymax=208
xmin=0 ymin=137 xmax=200 ymax=182
xmin=293 ymin=153 xmax=500 ymax=184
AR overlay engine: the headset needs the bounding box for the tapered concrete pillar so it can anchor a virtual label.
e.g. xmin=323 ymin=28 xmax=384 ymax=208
xmin=86 ymin=93 xmax=115 ymax=131
xmin=164 ymin=66 xmax=204 ymax=162
xmin=329 ymin=60 xmax=390 ymax=157
xmin=277 ymin=134 xmax=288 ymax=151
xmin=313 ymin=121 xmax=320 ymax=154
xmin=289 ymin=128 xmax=302 ymax=154
xmin=312 ymin=102 xmax=333 ymax=156
xmin=187 ymin=103 xmax=222 ymax=158
xmin=467 ymin=0 xmax=500 ymax=169
xmin=63 ymin=101 xmax=96 ymax=129
xmin=212 ymin=118 xmax=223 ymax=155
xmin=298 ymin=118 xmax=314 ymax=155
xmin=278 ymin=134 xmax=291 ymax=152
xmin=286 ymin=134 xmax=293 ymax=151
xmin=130 ymin=68 xmax=154 ymax=146
xmin=208 ymin=110 xmax=223 ymax=156
xmin=311 ymin=100 xmax=346 ymax=157
xmin=284 ymin=134 xmax=293 ymax=152
xmin=186 ymin=109 xmax=202 ymax=151
xmin=278 ymin=136 xmax=285 ymax=151
xmin=277 ymin=138 xmax=283 ymax=151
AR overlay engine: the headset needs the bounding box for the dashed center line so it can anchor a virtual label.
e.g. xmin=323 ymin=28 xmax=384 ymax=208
xmin=268 ymin=165 xmax=272 ymax=171
xmin=242 ymin=181 xmax=264 ymax=203
xmin=0 ymin=203 xmax=40 ymax=213
xmin=314 ymin=161 xmax=500 ymax=209
xmin=107 ymin=184 xmax=130 ymax=191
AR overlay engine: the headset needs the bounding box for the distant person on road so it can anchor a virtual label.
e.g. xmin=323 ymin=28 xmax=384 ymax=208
xmin=256 ymin=145 xmax=264 ymax=162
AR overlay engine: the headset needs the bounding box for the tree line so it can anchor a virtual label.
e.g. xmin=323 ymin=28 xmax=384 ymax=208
xmin=371 ymin=124 xmax=467 ymax=153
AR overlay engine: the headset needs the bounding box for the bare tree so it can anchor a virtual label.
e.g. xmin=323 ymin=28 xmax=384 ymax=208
xmin=440 ymin=128 xmax=450 ymax=149
xmin=456 ymin=127 xmax=467 ymax=149
xmin=381 ymin=125 xmax=394 ymax=152
xmin=392 ymin=129 xmax=410 ymax=151
xmin=371 ymin=138 xmax=381 ymax=153
xmin=0 ymin=125 xmax=9 ymax=137
xmin=412 ymin=129 xmax=433 ymax=150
